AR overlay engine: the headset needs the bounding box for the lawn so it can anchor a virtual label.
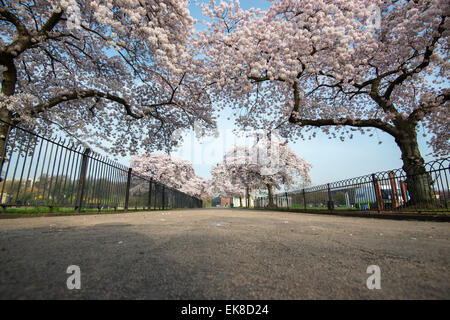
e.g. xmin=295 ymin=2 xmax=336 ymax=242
xmin=0 ymin=206 xmax=172 ymax=215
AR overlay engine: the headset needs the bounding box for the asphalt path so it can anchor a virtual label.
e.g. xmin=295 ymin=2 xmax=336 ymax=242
xmin=0 ymin=208 xmax=449 ymax=299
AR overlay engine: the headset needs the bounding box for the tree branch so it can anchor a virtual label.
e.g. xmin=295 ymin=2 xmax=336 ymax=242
xmin=38 ymin=10 xmax=64 ymax=36
xmin=288 ymin=115 xmax=399 ymax=136
xmin=0 ymin=7 xmax=29 ymax=36
xmin=30 ymin=89 xmax=176 ymax=120
xmin=409 ymin=92 xmax=450 ymax=123
xmin=383 ymin=16 xmax=446 ymax=101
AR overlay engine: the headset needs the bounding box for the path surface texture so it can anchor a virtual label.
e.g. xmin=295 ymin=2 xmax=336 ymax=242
xmin=0 ymin=208 xmax=449 ymax=299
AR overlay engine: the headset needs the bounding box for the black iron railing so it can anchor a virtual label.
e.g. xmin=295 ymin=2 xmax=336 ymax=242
xmin=0 ymin=120 xmax=202 ymax=213
xmin=254 ymin=158 xmax=449 ymax=213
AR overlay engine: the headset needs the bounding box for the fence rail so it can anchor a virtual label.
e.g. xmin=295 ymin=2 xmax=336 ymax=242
xmin=254 ymin=158 xmax=449 ymax=213
xmin=0 ymin=120 xmax=202 ymax=213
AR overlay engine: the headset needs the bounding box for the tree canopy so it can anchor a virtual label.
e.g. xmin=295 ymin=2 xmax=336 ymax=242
xmin=1 ymin=1 xmax=448 ymax=203
xmin=0 ymin=0 xmax=215 ymax=155
xmin=197 ymin=0 xmax=449 ymax=165
xmin=130 ymin=153 xmax=212 ymax=199
xmin=211 ymin=135 xmax=311 ymax=204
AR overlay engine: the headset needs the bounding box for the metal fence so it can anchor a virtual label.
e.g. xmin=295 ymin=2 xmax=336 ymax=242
xmin=0 ymin=120 xmax=202 ymax=213
xmin=254 ymin=158 xmax=449 ymax=213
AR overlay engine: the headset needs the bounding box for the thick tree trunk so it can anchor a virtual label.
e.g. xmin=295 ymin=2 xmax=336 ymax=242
xmin=0 ymin=113 xmax=10 ymax=182
xmin=394 ymin=125 xmax=434 ymax=207
xmin=239 ymin=196 xmax=242 ymax=207
xmin=266 ymin=184 xmax=277 ymax=208
xmin=0 ymin=108 xmax=12 ymax=155
xmin=0 ymin=57 xmax=17 ymax=181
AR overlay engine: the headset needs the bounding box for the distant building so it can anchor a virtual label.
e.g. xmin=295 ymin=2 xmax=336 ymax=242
xmin=232 ymin=197 xmax=254 ymax=207
xmin=212 ymin=197 xmax=238 ymax=207
xmin=221 ymin=198 xmax=232 ymax=207
xmin=212 ymin=195 xmax=255 ymax=207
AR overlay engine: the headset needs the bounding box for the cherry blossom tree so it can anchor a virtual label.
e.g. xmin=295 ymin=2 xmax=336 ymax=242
xmin=130 ymin=153 xmax=212 ymax=199
xmin=198 ymin=0 xmax=449 ymax=203
xmin=0 ymin=0 xmax=215 ymax=158
xmin=211 ymin=162 xmax=247 ymax=206
xmin=212 ymin=135 xmax=311 ymax=207
xmin=188 ymin=174 xmax=214 ymax=200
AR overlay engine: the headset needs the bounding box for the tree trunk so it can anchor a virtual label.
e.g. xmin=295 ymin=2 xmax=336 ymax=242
xmin=0 ymin=108 xmax=13 ymax=160
xmin=266 ymin=184 xmax=277 ymax=208
xmin=394 ymin=125 xmax=434 ymax=207
xmin=246 ymin=186 xmax=250 ymax=207
xmin=239 ymin=196 xmax=242 ymax=207
xmin=0 ymin=57 xmax=17 ymax=181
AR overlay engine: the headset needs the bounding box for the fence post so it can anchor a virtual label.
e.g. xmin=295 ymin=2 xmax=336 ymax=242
xmin=75 ymin=148 xmax=91 ymax=213
xmin=162 ymin=185 xmax=165 ymax=210
xmin=327 ymin=183 xmax=334 ymax=211
xmin=372 ymin=174 xmax=384 ymax=212
xmin=124 ymin=168 xmax=132 ymax=212
xmin=302 ymin=189 xmax=306 ymax=210
xmin=148 ymin=178 xmax=152 ymax=211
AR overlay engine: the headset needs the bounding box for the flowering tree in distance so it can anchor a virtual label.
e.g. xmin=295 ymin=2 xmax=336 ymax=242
xmin=211 ymin=162 xmax=247 ymax=206
xmin=199 ymin=0 xmax=449 ymax=203
xmin=0 ymin=0 xmax=215 ymax=157
xmin=130 ymin=153 xmax=212 ymax=199
xmin=213 ymin=136 xmax=311 ymax=208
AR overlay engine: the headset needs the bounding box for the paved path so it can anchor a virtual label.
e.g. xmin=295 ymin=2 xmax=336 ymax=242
xmin=0 ymin=209 xmax=449 ymax=299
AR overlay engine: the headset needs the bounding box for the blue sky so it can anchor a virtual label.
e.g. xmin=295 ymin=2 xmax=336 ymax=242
xmin=173 ymin=107 xmax=435 ymax=186
xmin=166 ymin=0 xmax=437 ymax=186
